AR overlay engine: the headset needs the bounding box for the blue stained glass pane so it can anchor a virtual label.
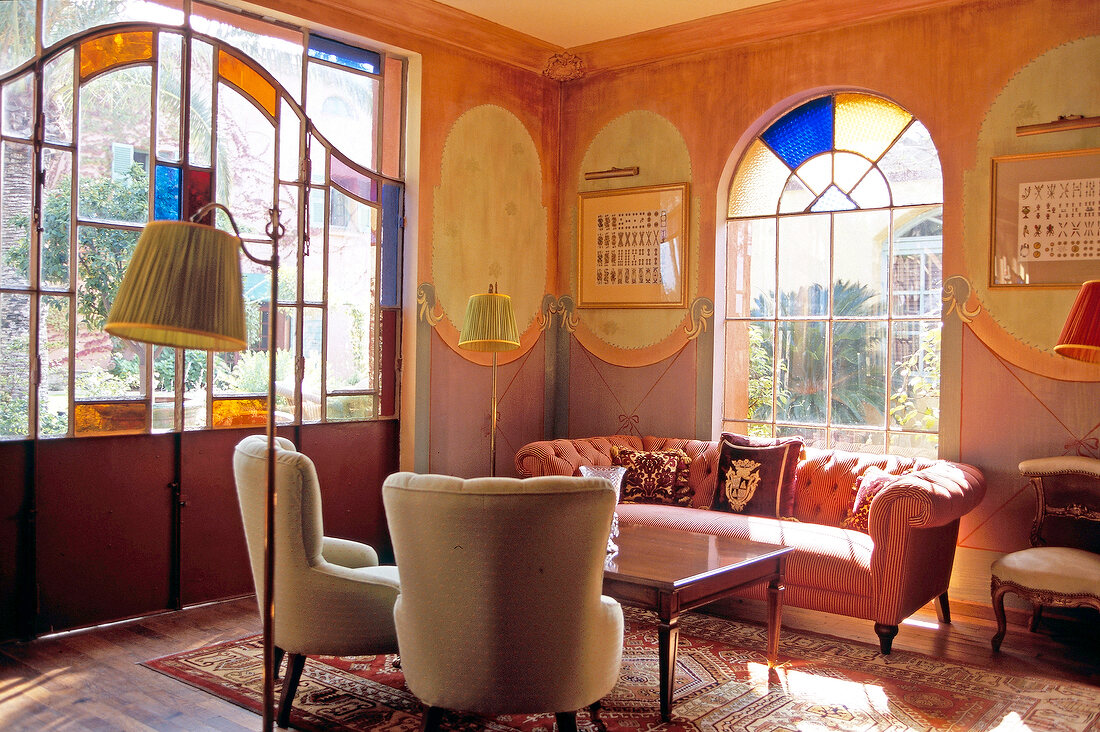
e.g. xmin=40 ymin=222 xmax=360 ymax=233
xmin=761 ymin=96 xmax=834 ymax=170
xmin=307 ymin=35 xmax=380 ymax=74
xmin=154 ymin=164 xmax=181 ymax=221
xmin=380 ymin=182 xmax=402 ymax=308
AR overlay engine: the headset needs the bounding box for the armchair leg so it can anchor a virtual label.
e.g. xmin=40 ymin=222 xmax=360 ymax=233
xmin=555 ymin=711 xmax=579 ymax=732
xmin=991 ymin=582 xmax=1010 ymax=652
xmin=420 ymin=705 xmax=445 ymax=732
xmin=935 ymin=591 xmax=951 ymax=624
xmin=276 ymin=653 xmax=306 ymax=728
xmin=589 ymin=701 xmax=606 ymax=732
xmin=273 ymin=646 xmax=285 ymax=678
xmin=874 ymin=623 xmax=898 ymax=654
xmin=1029 ymin=604 xmax=1043 ymax=632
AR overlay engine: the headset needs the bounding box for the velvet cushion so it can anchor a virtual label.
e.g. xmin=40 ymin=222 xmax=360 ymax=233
xmin=711 ymin=435 xmax=802 ymax=518
xmin=578 ymin=465 xmax=626 ymax=553
xmin=611 ymin=446 xmax=693 ymax=506
xmin=840 ymin=466 xmax=896 ymax=532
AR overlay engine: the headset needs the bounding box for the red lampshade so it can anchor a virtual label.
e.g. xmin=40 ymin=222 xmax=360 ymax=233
xmin=1054 ymin=280 xmax=1100 ymax=364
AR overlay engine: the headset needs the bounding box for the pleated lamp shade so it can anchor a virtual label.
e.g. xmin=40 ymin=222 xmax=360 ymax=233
xmin=458 ymin=290 xmax=520 ymax=352
xmin=1054 ymin=279 xmax=1100 ymax=364
xmin=105 ymin=220 xmax=247 ymax=351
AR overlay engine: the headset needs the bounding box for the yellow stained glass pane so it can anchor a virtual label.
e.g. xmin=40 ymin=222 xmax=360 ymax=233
xmin=79 ymin=32 xmax=153 ymax=80
xmin=218 ymin=50 xmax=277 ymax=117
xmin=834 ymin=93 xmax=912 ymax=162
xmin=212 ymin=397 xmax=269 ymax=428
xmin=74 ymin=402 xmax=147 ymax=435
xmin=729 ymin=139 xmax=790 ymax=218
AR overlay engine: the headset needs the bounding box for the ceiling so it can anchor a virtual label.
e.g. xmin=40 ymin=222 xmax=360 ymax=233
xmin=430 ymin=0 xmax=784 ymax=48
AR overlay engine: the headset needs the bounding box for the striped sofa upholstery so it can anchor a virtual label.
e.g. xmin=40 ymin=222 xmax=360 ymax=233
xmin=514 ymin=435 xmax=986 ymax=653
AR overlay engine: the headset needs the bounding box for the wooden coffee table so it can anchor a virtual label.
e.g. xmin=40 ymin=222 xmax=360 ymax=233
xmin=603 ymin=523 xmax=792 ymax=722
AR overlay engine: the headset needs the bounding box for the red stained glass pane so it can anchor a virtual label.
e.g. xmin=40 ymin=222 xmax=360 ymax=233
xmin=79 ymin=32 xmax=154 ymax=80
xmin=74 ymin=402 xmax=147 ymax=435
xmin=186 ymin=167 xmax=213 ymax=222
xmin=218 ymin=50 xmax=277 ymax=118
xmin=212 ymin=397 xmax=268 ymax=428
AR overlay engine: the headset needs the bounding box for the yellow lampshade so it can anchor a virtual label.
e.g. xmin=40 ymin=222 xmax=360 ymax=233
xmin=1054 ymin=279 xmax=1100 ymax=364
xmin=105 ymin=220 xmax=247 ymax=351
xmin=458 ymin=290 xmax=520 ymax=352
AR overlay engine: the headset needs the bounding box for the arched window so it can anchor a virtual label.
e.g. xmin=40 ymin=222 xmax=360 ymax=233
xmin=722 ymin=93 xmax=942 ymax=457
xmin=0 ymin=1 xmax=405 ymax=438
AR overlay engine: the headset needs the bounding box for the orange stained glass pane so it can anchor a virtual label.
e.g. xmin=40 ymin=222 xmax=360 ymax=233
xmin=834 ymin=93 xmax=912 ymax=162
xmin=212 ymin=396 xmax=269 ymax=428
xmin=74 ymin=402 xmax=148 ymax=435
xmin=729 ymin=139 xmax=790 ymax=218
xmin=218 ymin=50 xmax=277 ymax=117
xmin=79 ymin=32 xmax=154 ymax=80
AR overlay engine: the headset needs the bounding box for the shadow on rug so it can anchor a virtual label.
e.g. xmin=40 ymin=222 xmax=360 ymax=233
xmin=144 ymin=607 xmax=1099 ymax=731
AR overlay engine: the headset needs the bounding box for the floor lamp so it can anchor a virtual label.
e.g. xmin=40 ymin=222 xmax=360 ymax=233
xmin=458 ymin=284 xmax=520 ymax=477
xmin=1054 ymin=279 xmax=1100 ymax=364
xmin=106 ymin=202 xmax=282 ymax=730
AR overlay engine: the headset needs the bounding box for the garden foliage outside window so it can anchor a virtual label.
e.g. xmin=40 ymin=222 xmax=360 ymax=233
xmin=0 ymin=0 xmax=404 ymax=438
xmin=723 ymin=93 xmax=942 ymax=457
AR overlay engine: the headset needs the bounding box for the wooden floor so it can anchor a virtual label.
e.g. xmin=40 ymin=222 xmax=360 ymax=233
xmin=0 ymin=596 xmax=1097 ymax=731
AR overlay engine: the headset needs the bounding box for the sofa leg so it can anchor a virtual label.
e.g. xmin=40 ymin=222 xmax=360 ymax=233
xmin=555 ymin=711 xmax=579 ymax=732
xmin=935 ymin=591 xmax=951 ymax=624
xmin=874 ymin=623 xmax=898 ymax=654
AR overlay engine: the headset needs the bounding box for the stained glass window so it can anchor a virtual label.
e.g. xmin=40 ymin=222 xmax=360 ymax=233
xmin=0 ymin=4 xmax=405 ymax=440
xmin=724 ymin=93 xmax=943 ymax=458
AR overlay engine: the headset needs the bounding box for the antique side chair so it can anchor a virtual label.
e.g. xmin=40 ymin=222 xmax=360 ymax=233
xmin=990 ymin=456 xmax=1100 ymax=651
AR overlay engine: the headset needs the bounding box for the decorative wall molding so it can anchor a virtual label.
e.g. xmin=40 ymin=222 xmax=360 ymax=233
xmin=542 ymin=52 xmax=586 ymax=81
xmin=416 ymin=282 xmax=443 ymax=326
xmin=538 ymin=294 xmax=579 ymax=332
xmin=942 ymin=276 xmax=981 ymax=324
xmin=684 ymin=297 xmax=714 ymax=340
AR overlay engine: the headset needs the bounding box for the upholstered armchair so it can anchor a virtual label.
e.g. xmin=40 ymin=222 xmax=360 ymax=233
xmin=991 ymin=456 xmax=1100 ymax=651
xmin=382 ymin=472 xmax=624 ymax=731
xmin=233 ymin=435 xmax=401 ymax=728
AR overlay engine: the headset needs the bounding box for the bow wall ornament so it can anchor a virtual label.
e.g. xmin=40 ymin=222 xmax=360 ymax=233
xmin=942 ymin=276 xmax=981 ymax=324
xmin=684 ymin=297 xmax=715 ymax=340
xmin=416 ymin=282 xmax=443 ymax=326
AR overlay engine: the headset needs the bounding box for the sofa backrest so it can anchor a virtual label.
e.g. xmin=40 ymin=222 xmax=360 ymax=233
xmin=515 ymin=436 xmax=946 ymax=526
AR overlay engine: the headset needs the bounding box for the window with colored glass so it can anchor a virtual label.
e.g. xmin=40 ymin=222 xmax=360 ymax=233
xmin=0 ymin=0 xmax=405 ymax=438
xmin=723 ymin=93 xmax=942 ymax=457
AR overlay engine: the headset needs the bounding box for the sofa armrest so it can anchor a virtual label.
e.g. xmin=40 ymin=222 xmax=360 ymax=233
xmin=868 ymin=461 xmax=986 ymax=534
xmin=514 ymin=436 xmax=640 ymax=477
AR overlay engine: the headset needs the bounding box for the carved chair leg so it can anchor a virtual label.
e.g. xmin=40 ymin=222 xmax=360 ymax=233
xmin=991 ymin=582 xmax=1010 ymax=651
xmin=1029 ymin=604 xmax=1043 ymax=632
xmin=935 ymin=591 xmax=951 ymax=624
xmin=874 ymin=623 xmax=898 ymax=654
xmin=555 ymin=711 xmax=579 ymax=732
xmin=420 ymin=705 xmax=445 ymax=732
xmin=276 ymin=653 xmax=306 ymax=728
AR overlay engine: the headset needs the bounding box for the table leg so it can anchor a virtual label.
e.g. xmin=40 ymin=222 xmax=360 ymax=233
xmin=766 ymin=576 xmax=784 ymax=667
xmin=657 ymin=615 xmax=679 ymax=722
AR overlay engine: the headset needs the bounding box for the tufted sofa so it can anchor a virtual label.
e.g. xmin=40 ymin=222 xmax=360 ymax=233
xmin=515 ymin=435 xmax=986 ymax=653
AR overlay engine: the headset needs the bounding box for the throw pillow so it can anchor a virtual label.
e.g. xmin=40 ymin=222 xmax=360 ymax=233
xmin=578 ymin=465 xmax=626 ymax=553
xmin=711 ymin=436 xmax=803 ymax=518
xmin=611 ymin=446 xmax=693 ymax=506
xmin=841 ymin=466 xmax=896 ymax=533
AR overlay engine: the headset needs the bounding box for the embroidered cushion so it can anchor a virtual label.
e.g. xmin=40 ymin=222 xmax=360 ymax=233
xmin=711 ymin=435 xmax=802 ymax=518
xmin=578 ymin=465 xmax=626 ymax=553
xmin=611 ymin=446 xmax=693 ymax=506
xmin=841 ymin=466 xmax=896 ymax=532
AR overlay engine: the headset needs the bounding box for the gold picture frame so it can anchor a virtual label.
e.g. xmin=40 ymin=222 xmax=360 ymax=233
xmin=990 ymin=148 xmax=1100 ymax=288
xmin=578 ymin=182 xmax=689 ymax=308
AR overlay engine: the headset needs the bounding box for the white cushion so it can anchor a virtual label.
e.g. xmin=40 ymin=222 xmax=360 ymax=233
xmin=991 ymin=546 xmax=1100 ymax=597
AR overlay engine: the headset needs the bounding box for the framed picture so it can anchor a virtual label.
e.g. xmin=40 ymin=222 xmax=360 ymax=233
xmin=578 ymin=182 xmax=689 ymax=308
xmin=990 ymin=148 xmax=1100 ymax=287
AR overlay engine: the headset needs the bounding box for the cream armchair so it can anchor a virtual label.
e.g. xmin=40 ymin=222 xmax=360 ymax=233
xmin=233 ymin=435 xmax=401 ymax=728
xmin=382 ymin=472 xmax=624 ymax=732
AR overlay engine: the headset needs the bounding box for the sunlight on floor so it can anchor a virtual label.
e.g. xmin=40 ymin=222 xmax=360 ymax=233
xmin=902 ymin=616 xmax=942 ymax=630
xmin=746 ymin=661 xmax=891 ymax=714
xmin=989 ymin=712 xmax=1033 ymax=731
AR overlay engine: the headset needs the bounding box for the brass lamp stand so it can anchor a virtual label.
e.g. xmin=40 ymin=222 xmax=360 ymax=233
xmin=458 ymin=284 xmax=520 ymax=476
xmin=106 ymin=202 xmax=283 ymax=730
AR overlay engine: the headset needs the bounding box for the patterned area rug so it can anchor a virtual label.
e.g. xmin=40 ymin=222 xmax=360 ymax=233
xmin=144 ymin=607 xmax=1100 ymax=731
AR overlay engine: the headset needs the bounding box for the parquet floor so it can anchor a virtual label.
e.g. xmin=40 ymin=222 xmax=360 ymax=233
xmin=0 ymin=596 xmax=1096 ymax=731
